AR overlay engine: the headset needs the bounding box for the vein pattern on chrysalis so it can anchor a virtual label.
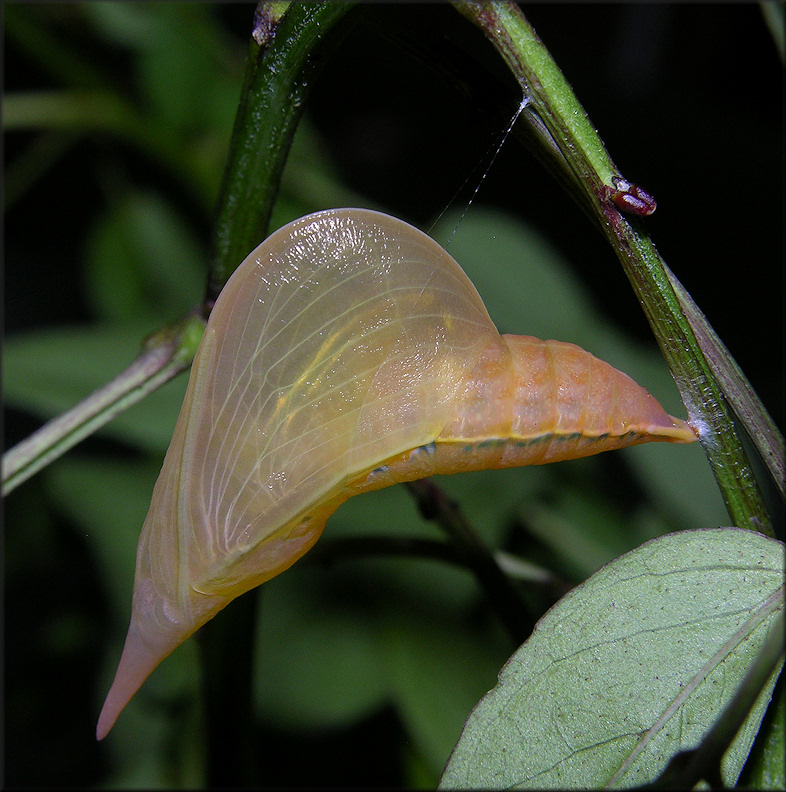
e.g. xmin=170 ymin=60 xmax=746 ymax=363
xmin=97 ymin=208 xmax=696 ymax=739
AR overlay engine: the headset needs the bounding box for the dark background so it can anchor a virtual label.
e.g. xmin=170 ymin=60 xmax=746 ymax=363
xmin=4 ymin=4 xmax=783 ymax=788
xmin=6 ymin=4 xmax=783 ymax=426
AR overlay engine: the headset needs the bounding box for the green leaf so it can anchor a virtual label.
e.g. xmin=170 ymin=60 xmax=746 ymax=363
xmin=383 ymin=611 xmax=510 ymax=780
xmin=739 ymin=672 xmax=785 ymax=789
xmin=44 ymin=456 xmax=160 ymax=618
xmin=252 ymin=563 xmax=388 ymax=731
xmin=82 ymin=2 xmax=240 ymax=135
xmin=84 ymin=191 xmax=206 ymax=324
xmin=440 ymin=528 xmax=784 ymax=789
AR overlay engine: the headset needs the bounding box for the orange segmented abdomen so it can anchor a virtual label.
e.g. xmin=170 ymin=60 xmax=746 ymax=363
xmin=425 ymin=334 xmax=695 ymax=473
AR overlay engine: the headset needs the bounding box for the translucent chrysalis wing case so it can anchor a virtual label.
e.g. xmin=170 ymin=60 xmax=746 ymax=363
xmin=97 ymin=208 xmax=696 ymax=738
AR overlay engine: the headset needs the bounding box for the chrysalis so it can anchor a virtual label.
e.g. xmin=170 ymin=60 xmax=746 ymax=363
xmin=97 ymin=208 xmax=695 ymax=738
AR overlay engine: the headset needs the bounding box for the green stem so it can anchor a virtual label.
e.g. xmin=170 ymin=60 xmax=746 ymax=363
xmin=208 ymin=1 xmax=354 ymax=302
xmin=664 ymin=266 xmax=785 ymax=501
xmin=454 ymin=0 xmax=776 ymax=536
xmin=2 ymin=313 xmax=205 ymax=496
xmin=598 ymin=216 xmax=774 ymax=536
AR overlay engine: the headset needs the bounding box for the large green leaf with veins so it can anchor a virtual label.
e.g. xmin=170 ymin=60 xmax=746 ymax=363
xmin=440 ymin=528 xmax=784 ymax=789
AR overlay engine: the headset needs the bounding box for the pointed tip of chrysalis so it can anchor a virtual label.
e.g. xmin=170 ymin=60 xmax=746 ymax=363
xmin=656 ymin=413 xmax=698 ymax=444
xmin=670 ymin=416 xmax=699 ymax=443
xmin=96 ymin=621 xmax=182 ymax=740
xmin=640 ymin=395 xmax=698 ymax=445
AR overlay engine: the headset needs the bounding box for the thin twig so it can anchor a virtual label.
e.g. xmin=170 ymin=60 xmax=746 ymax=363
xmin=2 ymin=313 xmax=204 ymax=495
xmin=405 ymin=479 xmax=534 ymax=646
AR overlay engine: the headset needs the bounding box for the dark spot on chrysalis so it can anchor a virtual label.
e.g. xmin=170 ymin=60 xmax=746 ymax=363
xmin=608 ymin=176 xmax=657 ymax=216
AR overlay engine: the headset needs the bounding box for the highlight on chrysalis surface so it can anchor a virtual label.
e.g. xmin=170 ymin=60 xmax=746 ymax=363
xmin=96 ymin=208 xmax=696 ymax=739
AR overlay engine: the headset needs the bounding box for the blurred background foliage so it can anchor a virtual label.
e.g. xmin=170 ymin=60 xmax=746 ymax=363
xmin=3 ymin=3 xmax=782 ymax=788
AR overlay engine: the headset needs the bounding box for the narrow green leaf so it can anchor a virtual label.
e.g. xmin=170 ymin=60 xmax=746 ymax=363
xmin=664 ymin=264 xmax=785 ymax=502
xmin=739 ymin=672 xmax=785 ymax=788
xmin=440 ymin=528 xmax=784 ymax=789
xmin=3 ymin=4 xmax=114 ymax=90
xmin=84 ymin=191 xmax=206 ymax=324
xmin=760 ymin=1 xmax=785 ymax=63
xmin=83 ymin=2 xmax=238 ymax=133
